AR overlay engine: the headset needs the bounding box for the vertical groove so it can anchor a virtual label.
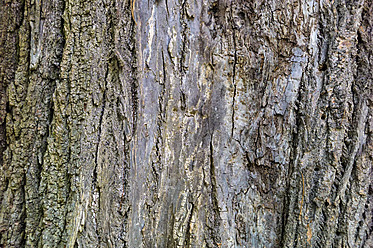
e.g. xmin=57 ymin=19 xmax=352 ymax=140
xmin=230 ymin=2 xmax=237 ymax=138
xmin=209 ymin=131 xmax=221 ymax=247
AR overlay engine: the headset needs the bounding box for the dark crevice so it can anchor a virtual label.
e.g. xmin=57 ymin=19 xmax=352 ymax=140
xmin=279 ymin=192 xmax=290 ymax=247
xmin=180 ymin=90 xmax=186 ymax=111
xmin=230 ymin=2 xmax=238 ymax=138
xmin=184 ymin=202 xmax=195 ymax=247
xmin=180 ymin=0 xmax=187 ymax=76
xmin=150 ymin=50 xmax=167 ymax=186
xmin=164 ymin=0 xmax=169 ymax=17
xmin=0 ymin=117 xmax=6 ymax=169
xmin=161 ymin=50 xmax=167 ymax=87
xmin=18 ymin=173 xmax=27 ymax=247
xmin=179 ymin=0 xmax=188 ymax=117
xmin=231 ymin=47 xmax=237 ymax=138
xmin=48 ymin=0 xmax=68 ymax=245
xmin=36 ymin=88 xmax=55 ymax=184
xmin=130 ymin=32 xmax=138 ymax=136
xmin=279 ymin=52 xmax=307 ymax=248
xmin=92 ymin=62 xmax=109 ymax=246
xmin=150 ymin=49 xmax=167 ymax=186
xmin=209 ymin=132 xmax=221 ymax=246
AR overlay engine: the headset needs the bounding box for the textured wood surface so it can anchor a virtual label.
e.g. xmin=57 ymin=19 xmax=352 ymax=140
xmin=0 ymin=0 xmax=372 ymax=247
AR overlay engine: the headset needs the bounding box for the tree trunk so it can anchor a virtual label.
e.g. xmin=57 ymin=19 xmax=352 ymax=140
xmin=0 ymin=0 xmax=372 ymax=247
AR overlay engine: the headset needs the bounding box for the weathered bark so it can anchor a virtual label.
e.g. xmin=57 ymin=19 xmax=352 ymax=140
xmin=0 ymin=0 xmax=372 ymax=247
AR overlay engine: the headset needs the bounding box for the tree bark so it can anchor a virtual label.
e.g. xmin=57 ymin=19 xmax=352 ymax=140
xmin=0 ymin=0 xmax=372 ymax=247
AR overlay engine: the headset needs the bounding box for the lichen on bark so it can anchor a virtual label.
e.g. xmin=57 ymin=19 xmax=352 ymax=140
xmin=0 ymin=0 xmax=372 ymax=247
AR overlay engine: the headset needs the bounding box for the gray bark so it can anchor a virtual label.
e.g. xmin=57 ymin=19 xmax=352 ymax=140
xmin=0 ymin=0 xmax=372 ymax=247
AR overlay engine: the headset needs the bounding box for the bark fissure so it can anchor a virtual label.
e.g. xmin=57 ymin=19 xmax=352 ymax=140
xmin=208 ymin=131 xmax=221 ymax=247
xmin=230 ymin=2 xmax=238 ymax=138
xmin=1 ymin=0 xmax=372 ymax=247
xmin=130 ymin=47 xmax=138 ymax=136
xmin=184 ymin=202 xmax=195 ymax=247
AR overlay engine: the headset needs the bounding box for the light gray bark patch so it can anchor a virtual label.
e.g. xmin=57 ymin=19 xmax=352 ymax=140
xmin=1 ymin=0 xmax=372 ymax=248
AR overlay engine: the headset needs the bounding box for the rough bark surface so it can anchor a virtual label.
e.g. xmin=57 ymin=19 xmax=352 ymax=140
xmin=0 ymin=0 xmax=372 ymax=247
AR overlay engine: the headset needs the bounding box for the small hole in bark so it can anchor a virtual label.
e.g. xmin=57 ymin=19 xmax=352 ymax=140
xmin=321 ymin=113 xmax=326 ymax=120
xmin=319 ymin=63 xmax=327 ymax=71
xmin=238 ymin=12 xmax=245 ymax=19
xmin=6 ymin=102 xmax=11 ymax=113
xmin=314 ymin=167 xmax=319 ymax=172
xmin=209 ymin=2 xmax=219 ymax=14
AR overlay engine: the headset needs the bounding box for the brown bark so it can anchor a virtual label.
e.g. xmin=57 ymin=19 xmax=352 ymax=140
xmin=0 ymin=0 xmax=372 ymax=247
